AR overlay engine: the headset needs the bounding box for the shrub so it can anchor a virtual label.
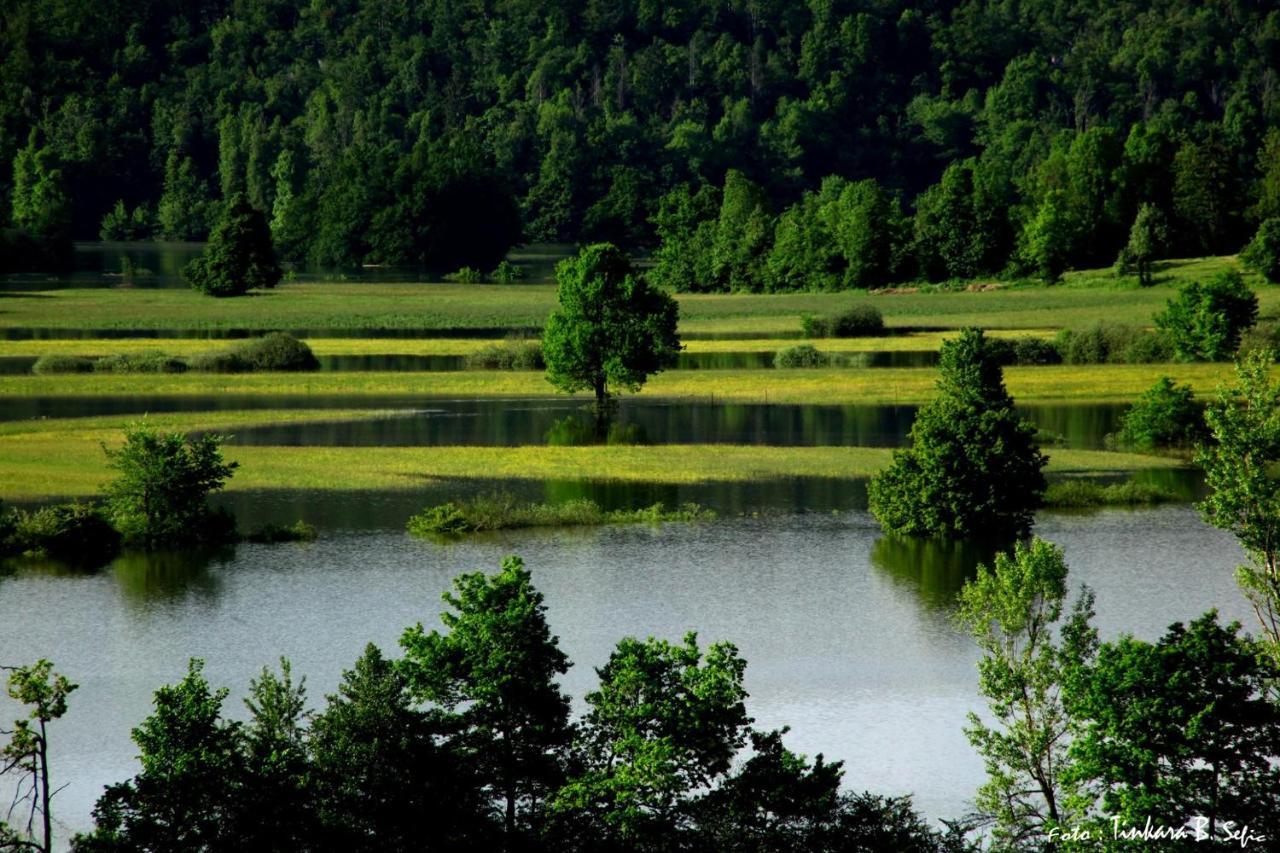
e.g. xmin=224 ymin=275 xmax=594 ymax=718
xmin=830 ymin=304 xmax=885 ymax=337
xmin=13 ymin=502 xmax=122 ymax=564
xmin=93 ymin=352 xmax=188 ymax=373
xmin=232 ymin=333 xmax=319 ymax=371
xmin=243 ymin=520 xmax=318 ymax=543
xmin=1054 ymin=324 xmax=1172 ymax=364
xmin=800 ymin=314 xmax=831 ymax=338
xmin=774 ymin=344 xmax=831 ymax=368
xmin=103 ymin=423 xmax=238 ymax=547
xmin=32 ymin=354 xmax=95 ymax=374
xmin=407 ymin=501 xmax=473 ymax=536
xmin=1155 ymin=271 xmax=1259 ymax=361
xmin=464 ymin=340 xmax=545 ymax=370
xmin=186 ymin=350 xmax=253 ymax=373
xmin=0 ymin=500 xmax=18 ymax=555
xmin=1241 ymin=217 xmax=1280 ymax=283
xmin=184 ymin=193 xmax=282 ymax=297
xmin=1240 ymin=322 xmax=1280 ymax=357
xmin=800 ymin=305 xmax=883 ymax=338
xmin=490 ymin=260 xmax=525 ymax=283
xmin=1113 ymin=377 xmax=1204 ymax=450
xmin=988 ymin=337 xmax=1062 ymax=366
xmin=444 ymin=266 xmax=485 ymax=283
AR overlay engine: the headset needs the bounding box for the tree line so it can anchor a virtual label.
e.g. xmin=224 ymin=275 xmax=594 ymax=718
xmin=5 ymin=0 xmax=1280 ymax=281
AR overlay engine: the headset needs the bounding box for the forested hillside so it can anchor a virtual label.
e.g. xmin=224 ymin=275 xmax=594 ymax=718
xmin=3 ymin=0 xmax=1280 ymax=284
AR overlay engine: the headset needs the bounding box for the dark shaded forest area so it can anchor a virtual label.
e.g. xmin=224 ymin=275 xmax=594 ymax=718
xmin=3 ymin=0 xmax=1280 ymax=282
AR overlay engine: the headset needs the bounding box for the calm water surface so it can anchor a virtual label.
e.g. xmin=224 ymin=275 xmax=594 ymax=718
xmin=2 ymin=396 xmax=1131 ymax=449
xmin=0 ymin=507 xmax=1251 ymax=842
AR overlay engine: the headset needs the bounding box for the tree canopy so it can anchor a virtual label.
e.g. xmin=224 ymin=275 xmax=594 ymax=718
xmin=543 ymin=243 xmax=680 ymax=409
xmin=867 ymin=328 xmax=1048 ymax=538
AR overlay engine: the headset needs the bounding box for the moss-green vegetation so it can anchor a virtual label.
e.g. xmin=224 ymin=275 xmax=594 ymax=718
xmin=1042 ymin=479 xmax=1180 ymax=508
xmin=0 ymin=257 xmax=1269 ymax=334
xmin=407 ymin=493 xmax=714 ymax=536
xmin=242 ymin=520 xmax=318 ymax=543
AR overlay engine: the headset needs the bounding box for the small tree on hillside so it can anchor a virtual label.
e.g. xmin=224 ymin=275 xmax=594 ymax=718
xmin=543 ymin=243 xmax=680 ymax=410
xmin=102 ymin=422 xmax=238 ymax=546
xmin=867 ymin=328 xmax=1048 ymax=538
xmin=1119 ymin=203 xmax=1168 ymax=286
xmin=1020 ymin=189 xmax=1075 ymax=284
xmin=1155 ymin=271 xmax=1258 ymax=361
xmin=184 ymin=193 xmax=282 ymax=297
xmin=1241 ymin=217 xmax=1280 ymax=284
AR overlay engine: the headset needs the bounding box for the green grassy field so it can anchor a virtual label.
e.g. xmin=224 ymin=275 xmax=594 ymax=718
xmin=0 ymin=362 xmax=1246 ymax=405
xmin=0 ymin=255 xmax=1268 ymax=334
xmin=0 ymin=329 xmax=1055 ymax=358
xmin=0 ymin=409 xmax=1183 ymax=499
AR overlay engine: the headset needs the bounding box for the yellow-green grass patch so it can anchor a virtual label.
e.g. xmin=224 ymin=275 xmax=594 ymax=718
xmin=0 ymin=363 xmax=1249 ymax=405
xmin=0 ymin=430 xmax=1183 ymax=500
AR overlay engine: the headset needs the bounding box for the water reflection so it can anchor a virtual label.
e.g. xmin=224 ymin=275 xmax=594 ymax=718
xmin=203 ymin=401 xmax=1126 ymax=450
xmin=109 ymin=546 xmax=235 ymax=605
xmin=0 ymin=242 xmax=565 ymax=290
xmin=870 ymin=536 xmax=1005 ymax=609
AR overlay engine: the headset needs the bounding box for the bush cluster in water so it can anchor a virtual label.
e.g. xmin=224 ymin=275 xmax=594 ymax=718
xmin=463 ymin=339 xmax=545 ymax=370
xmin=32 ymin=333 xmax=319 ymax=375
xmin=773 ymin=344 xmax=832 ymax=368
xmin=0 ymin=501 xmax=122 ymax=565
xmin=1042 ymin=479 xmax=1179 ymax=508
xmin=801 ymin=304 xmax=884 ymax=338
xmin=407 ymin=493 xmax=714 ymax=536
xmin=1111 ymin=376 xmax=1206 ymax=450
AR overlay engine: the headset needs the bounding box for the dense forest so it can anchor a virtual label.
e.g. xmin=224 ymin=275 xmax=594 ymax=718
xmin=3 ymin=0 xmax=1280 ymax=284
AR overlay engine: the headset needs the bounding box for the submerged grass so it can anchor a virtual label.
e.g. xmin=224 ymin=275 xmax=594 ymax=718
xmin=0 ymin=363 xmax=1247 ymax=404
xmin=1042 ymin=479 xmax=1181 ymax=508
xmin=407 ymin=493 xmax=714 ymax=536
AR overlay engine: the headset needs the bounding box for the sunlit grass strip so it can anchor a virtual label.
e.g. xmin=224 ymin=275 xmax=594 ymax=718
xmin=0 ymin=437 xmax=1185 ymax=500
xmin=0 ymin=363 xmax=1248 ymax=405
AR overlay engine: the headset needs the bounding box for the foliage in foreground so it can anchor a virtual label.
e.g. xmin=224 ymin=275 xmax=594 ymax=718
xmin=867 ymin=328 xmax=1047 ymax=538
xmin=1196 ymin=349 xmax=1280 ymax=661
xmin=955 ymin=539 xmax=1098 ymax=848
xmin=63 ymin=558 xmax=957 ymax=853
xmin=957 ymin=541 xmax=1280 ymax=850
xmin=407 ymin=494 xmax=714 ymax=537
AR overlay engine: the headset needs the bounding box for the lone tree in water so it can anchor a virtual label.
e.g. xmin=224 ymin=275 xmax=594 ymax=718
xmin=543 ymin=243 xmax=680 ymax=410
xmin=184 ymin=193 xmax=282 ymax=297
xmin=867 ymin=327 xmax=1047 ymax=538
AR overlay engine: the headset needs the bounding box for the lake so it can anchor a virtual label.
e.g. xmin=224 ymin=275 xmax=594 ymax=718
xmin=0 ymin=506 xmax=1252 ymax=842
